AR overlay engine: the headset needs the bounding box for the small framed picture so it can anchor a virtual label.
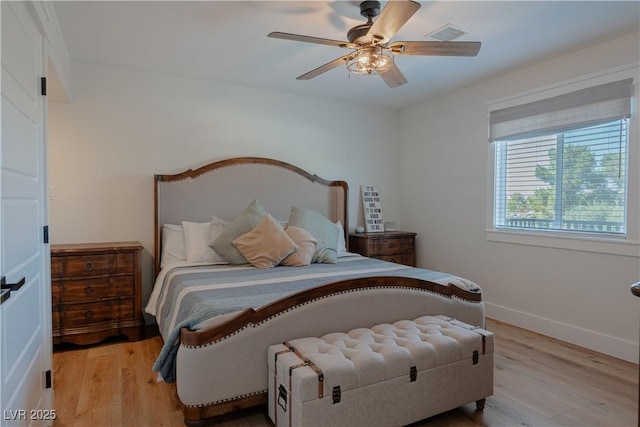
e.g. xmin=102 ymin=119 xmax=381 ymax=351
xmin=361 ymin=185 xmax=384 ymax=232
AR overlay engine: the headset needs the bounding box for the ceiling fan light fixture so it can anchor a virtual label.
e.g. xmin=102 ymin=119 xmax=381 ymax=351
xmin=270 ymin=0 xmax=480 ymax=87
xmin=346 ymin=45 xmax=394 ymax=76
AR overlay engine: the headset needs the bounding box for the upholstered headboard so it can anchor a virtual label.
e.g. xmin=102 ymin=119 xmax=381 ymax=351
xmin=154 ymin=157 xmax=349 ymax=276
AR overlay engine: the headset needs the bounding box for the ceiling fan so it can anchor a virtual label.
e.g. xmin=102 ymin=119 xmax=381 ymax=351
xmin=268 ymin=0 xmax=481 ymax=88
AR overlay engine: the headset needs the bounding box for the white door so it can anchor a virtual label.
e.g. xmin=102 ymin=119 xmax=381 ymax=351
xmin=1 ymin=2 xmax=53 ymax=426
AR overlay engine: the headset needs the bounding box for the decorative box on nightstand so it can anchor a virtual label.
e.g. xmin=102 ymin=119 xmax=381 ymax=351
xmin=349 ymin=231 xmax=417 ymax=267
xmin=51 ymin=241 xmax=144 ymax=345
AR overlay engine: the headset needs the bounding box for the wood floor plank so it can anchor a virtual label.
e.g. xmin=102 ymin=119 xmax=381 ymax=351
xmin=529 ymin=356 xmax=636 ymax=416
xmin=491 ymin=319 xmax=638 ymax=426
xmin=51 ymin=318 xmax=639 ymax=427
xmin=121 ymin=341 xmax=155 ymax=427
xmin=73 ymin=345 xmax=123 ymax=426
xmin=146 ymin=337 xmax=189 ymax=425
xmin=493 ymin=364 xmax=573 ymax=418
xmin=520 ymin=337 xmax=633 ymax=390
xmin=487 ymin=391 xmax=564 ymax=426
xmin=52 ymin=348 xmax=88 ymax=427
xmin=495 ymin=347 xmax=624 ymax=417
xmin=491 ymin=319 xmax=636 ymax=384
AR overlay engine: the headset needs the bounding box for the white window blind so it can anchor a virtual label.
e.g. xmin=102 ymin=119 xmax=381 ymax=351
xmin=491 ymin=78 xmax=632 ymax=236
xmin=489 ymin=78 xmax=633 ymax=142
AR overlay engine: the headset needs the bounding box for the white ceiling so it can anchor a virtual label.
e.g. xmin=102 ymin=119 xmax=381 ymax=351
xmin=53 ymin=1 xmax=640 ymax=109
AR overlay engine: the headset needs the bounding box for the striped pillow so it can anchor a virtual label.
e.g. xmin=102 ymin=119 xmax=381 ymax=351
xmin=210 ymin=199 xmax=267 ymax=264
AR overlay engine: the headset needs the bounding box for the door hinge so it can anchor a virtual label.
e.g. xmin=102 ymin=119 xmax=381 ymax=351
xmin=45 ymin=370 xmax=52 ymax=389
xmin=43 ymin=226 xmax=49 ymax=244
xmin=41 ymin=77 xmax=47 ymax=96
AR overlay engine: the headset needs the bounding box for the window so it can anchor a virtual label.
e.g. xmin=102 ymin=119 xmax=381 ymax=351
xmin=489 ymin=78 xmax=633 ymax=237
xmin=494 ymin=119 xmax=628 ymax=235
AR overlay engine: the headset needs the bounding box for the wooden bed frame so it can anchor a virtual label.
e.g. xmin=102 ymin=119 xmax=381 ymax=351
xmin=153 ymin=157 xmax=485 ymax=426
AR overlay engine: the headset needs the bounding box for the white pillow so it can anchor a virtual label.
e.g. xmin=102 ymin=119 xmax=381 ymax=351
xmin=183 ymin=220 xmax=227 ymax=263
xmin=161 ymin=224 xmax=186 ymax=268
xmin=335 ymin=220 xmax=347 ymax=256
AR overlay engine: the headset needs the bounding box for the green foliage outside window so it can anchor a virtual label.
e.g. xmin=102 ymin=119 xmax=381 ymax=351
xmin=500 ymin=120 xmax=627 ymax=234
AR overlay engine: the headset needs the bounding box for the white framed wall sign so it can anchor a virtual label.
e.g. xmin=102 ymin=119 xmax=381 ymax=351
xmin=361 ymin=185 xmax=384 ymax=232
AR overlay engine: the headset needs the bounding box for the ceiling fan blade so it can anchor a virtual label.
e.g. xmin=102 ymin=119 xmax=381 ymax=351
xmin=379 ymin=63 xmax=408 ymax=88
xmin=367 ymin=0 xmax=420 ymax=43
xmin=390 ymin=41 xmax=481 ymax=57
xmin=297 ymin=54 xmax=351 ymax=80
xmin=268 ymin=31 xmax=354 ymax=48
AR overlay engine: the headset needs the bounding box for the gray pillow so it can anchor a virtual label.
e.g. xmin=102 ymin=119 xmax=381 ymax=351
xmin=210 ymin=199 xmax=267 ymax=264
xmin=287 ymin=206 xmax=339 ymax=264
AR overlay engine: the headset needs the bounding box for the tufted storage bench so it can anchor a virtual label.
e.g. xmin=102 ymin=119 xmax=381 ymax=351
xmin=268 ymin=315 xmax=493 ymax=427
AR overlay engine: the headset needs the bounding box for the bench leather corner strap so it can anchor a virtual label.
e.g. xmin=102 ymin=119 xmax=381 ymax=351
xmin=273 ymin=347 xmax=294 ymax=426
xmin=284 ymin=341 xmax=325 ymax=398
xmin=442 ymin=317 xmax=489 ymax=356
xmin=274 ymin=342 xmax=326 ymax=427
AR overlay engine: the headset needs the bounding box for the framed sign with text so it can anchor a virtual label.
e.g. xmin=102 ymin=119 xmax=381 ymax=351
xmin=361 ymin=185 xmax=384 ymax=232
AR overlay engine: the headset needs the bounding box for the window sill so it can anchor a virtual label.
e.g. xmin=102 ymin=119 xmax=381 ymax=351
xmin=486 ymin=229 xmax=640 ymax=257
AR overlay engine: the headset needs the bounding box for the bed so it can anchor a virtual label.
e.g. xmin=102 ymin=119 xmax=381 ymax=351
xmin=148 ymin=157 xmax=485 ymax=426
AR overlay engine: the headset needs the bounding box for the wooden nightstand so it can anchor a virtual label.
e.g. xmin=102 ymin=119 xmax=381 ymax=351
xmin=349 ymin=231 xmax=417 ymax=267
xmin=51 ymin=241 xmax=144 ymax=345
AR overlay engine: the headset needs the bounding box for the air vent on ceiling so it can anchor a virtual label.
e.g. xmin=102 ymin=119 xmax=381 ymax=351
xmin=425 ymin=23 xmax=470 ymax=41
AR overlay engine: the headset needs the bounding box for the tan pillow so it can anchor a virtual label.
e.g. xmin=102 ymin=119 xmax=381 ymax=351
xmin=232 ymin=215 xmax=298 ymax=268
xmin=281 ymin=226 xmax=318 ymax=267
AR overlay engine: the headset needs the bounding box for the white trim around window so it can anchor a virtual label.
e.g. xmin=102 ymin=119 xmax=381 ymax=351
xmin=486 ymin=63 xmax=640 ymax=258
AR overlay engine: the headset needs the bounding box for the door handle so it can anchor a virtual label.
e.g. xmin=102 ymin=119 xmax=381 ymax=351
xmin=0 ymin=276 xmax=9 ymax=305
xmin=1 ymin=276 xmax=25 ymax=292
xmin=0 ymin=276 xmax=26 ymax=305
xmin=632 ymin=282 xmax=640 ymax=298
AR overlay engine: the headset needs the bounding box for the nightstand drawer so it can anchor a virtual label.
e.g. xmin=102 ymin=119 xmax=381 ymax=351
xmin=56 ymin=252 xmax=136 ymax=278
xmin=349 ymin=231 xmax=417 ymax=267
xmin=60 ymin=299 xmax=135 ymax=327
xmin=60 ymin=254 xmax=116 ymax=277
xmin=57 ymin=277 xmax=135 ymax=302
xmin=368 ymin=237 xmax=414 ymax=256
xmin=376 ymin=253 xmax=416 ymax=266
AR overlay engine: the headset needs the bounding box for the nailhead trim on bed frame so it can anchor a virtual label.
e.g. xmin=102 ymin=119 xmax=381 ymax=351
xmin=186 ymin=390 xmax=268 ymax=408
xmin=182 ymin=284 xmax=481 ymax=350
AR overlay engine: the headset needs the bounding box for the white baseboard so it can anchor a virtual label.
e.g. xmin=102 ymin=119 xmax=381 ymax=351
xmin=485 ymin=302 xmax=639 ymax=364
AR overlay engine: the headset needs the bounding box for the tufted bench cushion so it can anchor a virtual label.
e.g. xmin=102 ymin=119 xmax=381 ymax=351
xmin=268 ymin=315 xmax=493 ymax=427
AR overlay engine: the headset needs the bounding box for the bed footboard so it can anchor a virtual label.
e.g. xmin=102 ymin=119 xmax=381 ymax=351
xmin=175 ymin=276 xmax=484 ymax=424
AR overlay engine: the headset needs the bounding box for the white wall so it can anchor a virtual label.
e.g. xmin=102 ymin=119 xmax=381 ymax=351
xmin=48 ymin=62 xmax=402 ymax=316
xmin=399 ymin=33 xmax=640 ymax=362
xmin=49 ymin=34 xmax=640 ymax=363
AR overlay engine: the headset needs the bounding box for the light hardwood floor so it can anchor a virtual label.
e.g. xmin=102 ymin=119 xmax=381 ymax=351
xmin=52 ymin=318 xmax=638 ymax=427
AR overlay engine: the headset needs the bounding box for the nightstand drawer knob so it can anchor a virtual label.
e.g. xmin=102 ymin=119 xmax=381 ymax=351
xmin=84 ymin=262 xmax=94 ymax=271
xmin=84 ymin=286 xmax=94 ymax=295
xmin=84 ymin=310 xmax=94 ymax=320
xmin=388 ymin=243 xmax=396 ymax=248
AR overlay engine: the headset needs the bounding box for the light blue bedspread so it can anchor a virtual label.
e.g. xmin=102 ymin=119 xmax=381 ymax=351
xmin=150 ymin=256 xmax=476 ymax=382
